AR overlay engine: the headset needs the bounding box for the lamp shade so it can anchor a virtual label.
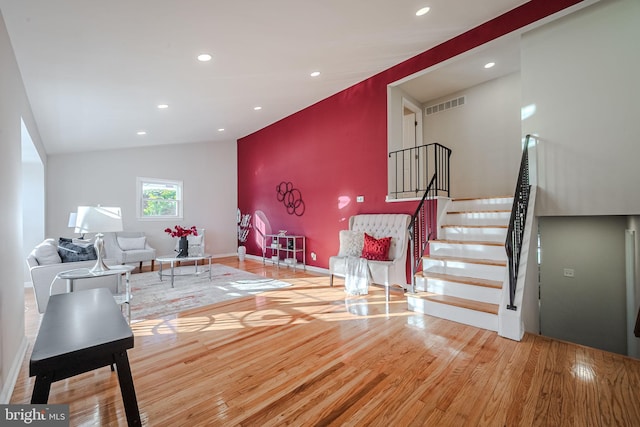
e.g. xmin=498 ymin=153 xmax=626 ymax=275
xmin=75 ymin=206 xmax=123 ymax=234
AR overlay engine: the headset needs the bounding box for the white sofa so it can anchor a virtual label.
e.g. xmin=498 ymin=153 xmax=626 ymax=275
xmin=27 ymin=238 xmax=120 ymax=313
xmin=329 ymin=214 xmax=411 ymax=291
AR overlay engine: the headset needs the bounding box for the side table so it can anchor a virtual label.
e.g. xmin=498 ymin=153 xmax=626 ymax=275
xmin=54 ymin=265 xmax=134 ymax=322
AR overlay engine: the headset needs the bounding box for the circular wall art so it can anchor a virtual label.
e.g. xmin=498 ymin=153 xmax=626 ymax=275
xmin=276 ymin=181 xmax=305 ymax=216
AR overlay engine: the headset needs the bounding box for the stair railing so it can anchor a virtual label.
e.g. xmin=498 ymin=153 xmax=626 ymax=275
xmin=505 ymin=135 xmax=532 ymax=310
xmin=407 ymin=144 xmax=451 ymax=293
xmin=389 ymin=143 xmax=451 ymax=199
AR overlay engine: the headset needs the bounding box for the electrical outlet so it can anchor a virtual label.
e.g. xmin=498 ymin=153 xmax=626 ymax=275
xmin=311 ymin=252 xmax=317 ymax=261
xmin=563 ymin=268 xmax=575 ymax=278
xmin=356 ymin=195 xmax=364 ymax=203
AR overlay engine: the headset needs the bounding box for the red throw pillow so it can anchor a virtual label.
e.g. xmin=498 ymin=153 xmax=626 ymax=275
xmin=361 ymin=233 xmax=391 ymax=261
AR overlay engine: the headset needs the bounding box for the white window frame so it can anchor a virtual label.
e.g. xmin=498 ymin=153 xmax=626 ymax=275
xmin=136 ymin=177 xmax=183 ymax=220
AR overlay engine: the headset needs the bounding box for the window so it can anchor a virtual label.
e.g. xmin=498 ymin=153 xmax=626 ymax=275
xmin=136 ymin=177 xmax=183 ymax=220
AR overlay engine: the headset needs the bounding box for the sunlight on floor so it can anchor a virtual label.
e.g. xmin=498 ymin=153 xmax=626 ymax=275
xmin=131 ymin=291 xmax=413 ymax=337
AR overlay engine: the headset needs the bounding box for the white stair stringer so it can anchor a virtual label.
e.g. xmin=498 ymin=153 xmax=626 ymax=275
xmin=407 ymin=196 xmax=513 ymax=332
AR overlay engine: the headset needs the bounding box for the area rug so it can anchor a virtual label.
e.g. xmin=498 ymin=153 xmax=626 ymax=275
xmin=128 ymin=264 xmax=292 ymax=321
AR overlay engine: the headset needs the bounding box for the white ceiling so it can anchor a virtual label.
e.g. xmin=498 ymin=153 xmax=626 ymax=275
xmin=0 ymin=0 xmax=527 ymax=155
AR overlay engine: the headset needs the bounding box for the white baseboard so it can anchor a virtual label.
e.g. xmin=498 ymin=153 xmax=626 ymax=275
xmin=0 ymin=336 xmax=28 ymax=404
xmin=244 ymin=253 xmax=329 ymax=275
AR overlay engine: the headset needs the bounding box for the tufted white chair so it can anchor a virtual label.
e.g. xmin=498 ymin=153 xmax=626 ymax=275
xmin=329 ymin=214 xmax=411 ymax=290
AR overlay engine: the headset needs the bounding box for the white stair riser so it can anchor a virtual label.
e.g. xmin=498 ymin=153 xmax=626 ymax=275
xmin=439 ymin=227 xmax=507 ymax=243
xmin=449 ymin=198 xmax=513 ymax=212
xmin=429 ymin=242 xmax=507 ymax=261
xmin=423 ymin=259 xmax=506 ymax=282
xmin=407 ymin=297 xmax=499 ymax=331
xmin=443 ymin=211 xmax=511 ymax=226
xmin=415 ymin=276 xmax=501 ymax=304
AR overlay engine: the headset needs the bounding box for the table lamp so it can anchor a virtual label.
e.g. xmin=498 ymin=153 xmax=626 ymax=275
xmin=75 ymin=206 xmax=123 ymax=272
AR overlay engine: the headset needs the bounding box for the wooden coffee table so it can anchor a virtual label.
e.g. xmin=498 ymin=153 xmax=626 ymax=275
xmin=156 ymin=254 xmax=212 ymax=287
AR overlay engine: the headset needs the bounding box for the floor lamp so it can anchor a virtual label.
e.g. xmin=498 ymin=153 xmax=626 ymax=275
xmin=75 ymin=206 xmax=123 ymax=273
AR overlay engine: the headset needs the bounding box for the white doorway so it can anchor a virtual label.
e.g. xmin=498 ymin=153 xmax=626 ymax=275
xmin=401 ymin=98 xmax=424 ymax=194
xmin=21 ymin=118 xmax=45 ymax=284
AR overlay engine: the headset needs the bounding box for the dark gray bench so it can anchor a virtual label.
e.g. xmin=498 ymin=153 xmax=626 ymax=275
xmin=30 ymin=288 xmax=140 ymax=426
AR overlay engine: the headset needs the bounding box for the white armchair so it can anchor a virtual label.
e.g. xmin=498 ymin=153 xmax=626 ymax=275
xmin=174 ymin=228 xmax=205 ymax=256
xmin=103 ymin=231 xmax=156 ymax=271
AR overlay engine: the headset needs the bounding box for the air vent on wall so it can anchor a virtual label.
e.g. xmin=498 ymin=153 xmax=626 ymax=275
xmin=425 ymin=96 xmax=466 ymax=116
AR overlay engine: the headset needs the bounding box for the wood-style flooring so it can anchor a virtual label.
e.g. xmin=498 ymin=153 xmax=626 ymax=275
xmin=11 ymin=257 xmax=640 ymax=426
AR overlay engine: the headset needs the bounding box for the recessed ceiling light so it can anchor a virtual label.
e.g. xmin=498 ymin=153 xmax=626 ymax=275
xmin=157 ymin=104 xmax=169 ymax=109
xmin=197 ymin=53 xmax=212 ymax=62
xmin=484 ymin=62 xmax=496 ymax=69
xmin=416 ymin=7 xmax=430 ymax=16
xmin=218 ymin=128 xmax=225 ymax=132
xmin=136 ymin=131 xmax=147 ymax=136
xmin=254 ymin=106 xmax=262 ymax=111
xmin=310 ymin=71 xmax=320 ymax=77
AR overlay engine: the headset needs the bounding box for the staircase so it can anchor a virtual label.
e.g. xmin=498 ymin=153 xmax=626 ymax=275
xmin=407 ymin=196 xmax=513 ymax=331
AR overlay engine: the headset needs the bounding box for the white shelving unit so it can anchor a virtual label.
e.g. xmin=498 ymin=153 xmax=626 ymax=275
xmin=262 ymin=234 xmax=305 ymax=271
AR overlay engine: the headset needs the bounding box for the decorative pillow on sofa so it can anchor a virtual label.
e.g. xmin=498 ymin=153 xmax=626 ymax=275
xmin=117 ymin=236 xmax=147 ymax=251
xmin=338 ymin=230 xmax=364 ymax=257
xmin=58 ymin=238 xmax=97 ymax=263
xmin=33 ymin=239 xmax=62 ymax=265
xmin=361 ymin=233 xmax=392 ymax=261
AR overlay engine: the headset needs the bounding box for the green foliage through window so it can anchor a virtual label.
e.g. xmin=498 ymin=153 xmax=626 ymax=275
xmin=137 ymin=178 xmax=183 ymax=219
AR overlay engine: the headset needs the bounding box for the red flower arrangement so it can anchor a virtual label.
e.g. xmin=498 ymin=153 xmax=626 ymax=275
xmin=164 ymin=225 xmax=198 ymax=238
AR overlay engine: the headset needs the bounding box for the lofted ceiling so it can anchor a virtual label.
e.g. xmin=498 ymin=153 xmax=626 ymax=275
xmin=0 ymin=0 xmax=527 ymax=155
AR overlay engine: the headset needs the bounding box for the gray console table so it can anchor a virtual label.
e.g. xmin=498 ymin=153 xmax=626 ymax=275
xmin=30 ymin=288 xmax=140 ymax=426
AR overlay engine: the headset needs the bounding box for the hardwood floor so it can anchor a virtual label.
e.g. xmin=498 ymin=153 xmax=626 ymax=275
xmin=11 ymin=257 xmax=640 ymax=426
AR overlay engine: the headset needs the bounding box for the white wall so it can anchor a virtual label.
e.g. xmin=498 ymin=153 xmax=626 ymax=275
xmin=522 ymin=0 xmax=640 ymax=216
xmin=46 ymin=140 xmax=238 ymax=258
xmin=423 ymin=72 xmax=522 ymax=198
xmin=0 ymin=10 xmax=38 ymax=403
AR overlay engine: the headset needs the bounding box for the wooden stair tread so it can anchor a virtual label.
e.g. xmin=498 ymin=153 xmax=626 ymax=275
xmin=452 ymin=196 xmax=513 ymax=202
xmin=411 ymin=292 xmax=499 ymax=315
xmin=426 ymin=255 xmax=507 ymax=267
xmin=441 ymin=224 xmax=508 ymax=229
xmin=416 ymin=271 xmax=503 ymax=289
xmin=447 ymin=210 xmax=511 ymax=214
xmin=430 ymin=239 xmax=504 ymax=247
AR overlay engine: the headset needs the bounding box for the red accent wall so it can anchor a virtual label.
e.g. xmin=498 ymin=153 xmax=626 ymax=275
xmin=238 ymin=0 xmax=583 ymax=269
